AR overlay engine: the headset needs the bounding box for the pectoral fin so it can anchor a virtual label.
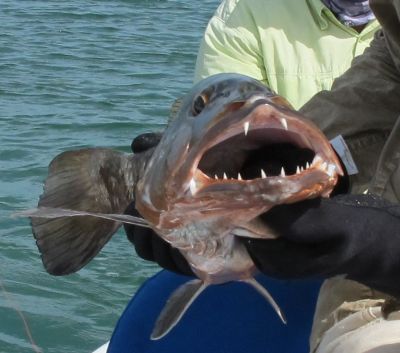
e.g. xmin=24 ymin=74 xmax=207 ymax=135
xmin=151 ymin=279 xmax=208 ymax=340
xmin=30 ymin=148 xmax=139 ymax=275
xmin=242 ymin=277 xmax=286 ymax=324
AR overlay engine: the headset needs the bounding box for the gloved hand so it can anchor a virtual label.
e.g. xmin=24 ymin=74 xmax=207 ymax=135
xmin=125 ymin=132 xmax=194 ymax=276
xmin=131 ymin=132 xmax=162 ymax=153
xmin=241 ymin=194 xmax=400 ymax=297
xmin=124 ymin=203 xmax=194 ymax=276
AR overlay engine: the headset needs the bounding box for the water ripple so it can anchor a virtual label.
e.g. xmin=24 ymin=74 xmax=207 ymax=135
xmin=0 ymin=0 xmax=218 ymax=352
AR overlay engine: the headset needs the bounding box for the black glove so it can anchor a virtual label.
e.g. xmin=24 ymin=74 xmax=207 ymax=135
xmin=125 ymin=132 xmax=194 ymax=276
xmin=131 ymin=132 xmax=162 ymax=153
xmin=241 ymin=194 xmax=400 ymax=297
xmin=124 ymin=203 xmax=194 ymax=276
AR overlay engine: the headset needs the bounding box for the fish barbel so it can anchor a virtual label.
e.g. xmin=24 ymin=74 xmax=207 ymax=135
xmin=19 ymin=73 xmax=343 ymax=339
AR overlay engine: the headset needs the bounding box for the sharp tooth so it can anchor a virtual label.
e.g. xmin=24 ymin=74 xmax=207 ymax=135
xmin=321 ymin=162 xmax=328 ymax=170
xmin=363 ymin=188 xmax=369 ymax=195
xmin=280 ymin=167 xmax=286 ymax=177
xmin=223 ymin=173 xmax=228 ymax=180
xmin=214 ymin=175 xmax=218 ymax=179
xmin=238 ymin=173 xmax=242 ymax=180
xmin=300 ymin=166 xmax=304 ymax=172
xmin=189 ymin=178 xmax=197 ymax=195
xmin=296 ymin=166 xmax=300 ymax=174
xmin=261 ymin=169 xmax=267 ymax=179
xmin=244 ymin=121 xmax=250 ymax=136
xmin=306 ymin=162 xmax=310 ymax=169
xmin=327 ymin=164 xmax=336 ymax=177
xmin=280 ymin=118 xmax=288 ymax=130
xmin=312 ymin=156 xmax=323 ymax=166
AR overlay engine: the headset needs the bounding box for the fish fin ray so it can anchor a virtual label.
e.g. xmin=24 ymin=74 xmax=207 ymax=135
xmin=30 ymin=148 xmax=138 ymax=275
xmin=16 ymin=207 xmax=150 ymax=227
xmin=242 ymin=277 xmax=287 ymax=324
xmin=31 ymin=214 xmax=120 ymax=275
xmin=39 ymin=148 xmax=135 ymax=212
xmin=151 ymin=279 xmax=208 ymax=340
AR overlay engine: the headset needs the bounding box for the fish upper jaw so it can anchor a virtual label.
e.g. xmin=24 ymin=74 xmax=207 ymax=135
xmin=140 ymin=101 xmax=342 ymax=231
xmin=136 ymin=86 xmax=343 ymax=231
xmin=177 ymin=101 xmax=342 ymax=201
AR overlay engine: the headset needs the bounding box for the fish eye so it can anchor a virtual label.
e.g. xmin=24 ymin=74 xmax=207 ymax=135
xmin=192 ymin=94 xmax=207 ymax=117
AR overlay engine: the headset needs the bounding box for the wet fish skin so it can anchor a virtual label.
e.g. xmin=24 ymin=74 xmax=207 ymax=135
xmin=135 ymin=74 xmax=343 ymax=338
xmin=28 ymin=147 xmax=152 ymax=275
xmin=22 ymin=73 xmax=343 ymax=339
xmin=135 ymin=73 xmax=342 ymax=283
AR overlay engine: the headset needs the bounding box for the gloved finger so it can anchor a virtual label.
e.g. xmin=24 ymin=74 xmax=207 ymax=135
xmin=129 ymin=228 xmax=156 ymax=262
xmin=259 ymin=198 xmax=333 ymax=242
xmin=151 ymin=234 xmax=194 ymax=276
xmin=131 ymin=132 xmax=162 ymax=153
xmin=169 ymin=247 xmax=195 ymax=276
xmin=151 ymin=234 xmax=176 ymax=271
xmin=261 ymin=198 xmax=321 ymax=227
xmin=124 ymin=202 xmax=155 ymax=261
xmin=242 ymin=237 xmax=341 ymax=279
xmin=123 ymin=202 xmax=193 ymax=275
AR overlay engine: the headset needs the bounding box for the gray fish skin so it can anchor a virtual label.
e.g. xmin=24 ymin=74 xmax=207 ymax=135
xmin=25 ymin=73 xmax=343 ymax=339
xmin=135 ymin=73 xmax=342 ymax=283
xmin=135 ymin=74 xmax=342 ymax=339
xmin=29 ymin=148 xmax=152 ymax=275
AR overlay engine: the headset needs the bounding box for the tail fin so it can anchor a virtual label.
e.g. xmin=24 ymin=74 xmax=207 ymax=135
xmin=30 ymin=148 xmax=138 ymax=275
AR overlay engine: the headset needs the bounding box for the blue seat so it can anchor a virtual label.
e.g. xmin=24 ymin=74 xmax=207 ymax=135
xmin=108 ymin=270 xmax=322 ymax=353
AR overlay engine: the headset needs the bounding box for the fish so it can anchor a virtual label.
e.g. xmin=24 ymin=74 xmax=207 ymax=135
xmin=19 ymin=73 xmax=343 ymax=340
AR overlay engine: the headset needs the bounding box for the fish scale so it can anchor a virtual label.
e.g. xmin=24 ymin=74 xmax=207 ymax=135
xmin=18 ymin=73 xmax=343 ymax=340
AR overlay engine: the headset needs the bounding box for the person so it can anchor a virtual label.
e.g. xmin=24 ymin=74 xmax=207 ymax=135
xmin=194 ymin=0 xmax=380 ymax=109
xmin=112 ymin=1 xmax=400 ymax=352
xmin=127 ymin=0 xmax=381 ymax=279
xmin=280 ymin=0 xmax=400 ymax=349
xmin=106 ymin=271 xmax=322 ymax=353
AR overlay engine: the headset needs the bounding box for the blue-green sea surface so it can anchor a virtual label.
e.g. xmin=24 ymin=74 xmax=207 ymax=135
xmin=0 ymin=1 xmax=219 ymax=352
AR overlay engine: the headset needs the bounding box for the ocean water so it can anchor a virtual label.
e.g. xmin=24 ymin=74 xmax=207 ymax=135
xmin=0 ymin=1 xmax=219 ymax=352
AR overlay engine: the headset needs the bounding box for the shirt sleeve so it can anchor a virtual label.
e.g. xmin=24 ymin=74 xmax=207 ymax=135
xmin=300 ymin=30 xmax=400 ymax=140
xmin=193 ymin=9 xmax=267 ymax=86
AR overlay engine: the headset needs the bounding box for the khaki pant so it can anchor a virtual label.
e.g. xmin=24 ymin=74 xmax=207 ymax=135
xmin=315 ymin=306 xmax=400 ymax=353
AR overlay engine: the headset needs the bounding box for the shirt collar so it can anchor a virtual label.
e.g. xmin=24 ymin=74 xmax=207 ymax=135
xmin=307 ymin=0 xmax=379 ymax=33
xmin=307 ymin=0 xmax=330 ymax=30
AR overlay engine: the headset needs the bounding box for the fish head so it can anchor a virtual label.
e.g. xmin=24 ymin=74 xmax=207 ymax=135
xmin=136 ymin=73 xmax=343 ymax=236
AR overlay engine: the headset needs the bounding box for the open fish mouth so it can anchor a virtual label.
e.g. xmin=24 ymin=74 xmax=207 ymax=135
xmin=187 ymin=99 xmax=341 ymax=198
xmin=19 ymin=73 xmax=344 ymax=340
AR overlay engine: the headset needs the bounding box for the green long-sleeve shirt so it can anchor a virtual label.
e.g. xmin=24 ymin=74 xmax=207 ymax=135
xmin=194 ymin=0 xmax=380 ymax=109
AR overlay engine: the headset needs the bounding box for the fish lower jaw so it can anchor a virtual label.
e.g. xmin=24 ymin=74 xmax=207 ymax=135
xmin=186 ymin=157 xmax=338 ymax=197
